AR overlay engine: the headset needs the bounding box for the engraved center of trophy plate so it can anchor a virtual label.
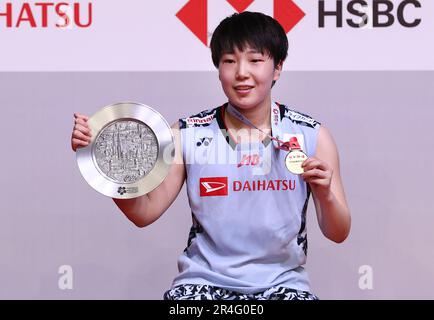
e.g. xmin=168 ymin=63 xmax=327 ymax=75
xmin=93 ymin=120 xmax=159 ymax=183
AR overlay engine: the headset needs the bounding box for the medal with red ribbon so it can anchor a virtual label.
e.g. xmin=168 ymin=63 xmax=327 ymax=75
xmin=226 ymin=102 xmax=308 ymax=174
xmin=283 ymin=136 xmax=307 ymax=174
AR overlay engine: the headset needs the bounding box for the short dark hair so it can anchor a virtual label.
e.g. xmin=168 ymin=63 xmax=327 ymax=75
xmin=210 ymin=11 xmax=288 ymax=68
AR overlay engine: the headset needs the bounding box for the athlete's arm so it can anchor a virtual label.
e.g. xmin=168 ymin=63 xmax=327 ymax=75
xmin=301 ymin=126 xmax=351 ymax=243
xmin=112 ymin=122 xmax=186 ymax=227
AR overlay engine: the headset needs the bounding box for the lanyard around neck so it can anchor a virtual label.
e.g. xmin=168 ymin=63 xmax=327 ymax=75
xmin=226 ymin=102 xmax=300 ymax=151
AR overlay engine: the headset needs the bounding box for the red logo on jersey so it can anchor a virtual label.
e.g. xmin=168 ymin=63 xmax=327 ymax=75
xmin=200 ymin=177 xmax=228 ymax=196
xmin=233 ymin=179 xmax=296 ymax=191
xmin=237 ymin=154 xmax=260 ymax=168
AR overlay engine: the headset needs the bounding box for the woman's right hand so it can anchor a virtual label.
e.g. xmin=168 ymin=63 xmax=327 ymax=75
xmin=71 ymin=113 xmax=92 ymax=152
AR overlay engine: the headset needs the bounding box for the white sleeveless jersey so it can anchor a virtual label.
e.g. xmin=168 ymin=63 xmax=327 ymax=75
xmin=172 ymin=102 xmax=321 ymax=294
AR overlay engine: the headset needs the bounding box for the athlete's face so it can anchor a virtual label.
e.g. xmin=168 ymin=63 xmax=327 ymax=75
xmin=218 ymin=46 xmax=282 ymax=111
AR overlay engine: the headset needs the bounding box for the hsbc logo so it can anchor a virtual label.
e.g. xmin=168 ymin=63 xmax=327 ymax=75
xmin=200 ymin=177 xmax=229 ymax=196
xmin=176 ymin=0 xmax=305 ymax=46
xmin=176 ymin=0 xmax=422 ymax=46
xmin=319 ymin=0 xmax=422 ymax=28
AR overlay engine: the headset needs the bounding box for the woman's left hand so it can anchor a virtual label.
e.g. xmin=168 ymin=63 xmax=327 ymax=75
xmin=301 ymin=157 xmax=333 ymax=201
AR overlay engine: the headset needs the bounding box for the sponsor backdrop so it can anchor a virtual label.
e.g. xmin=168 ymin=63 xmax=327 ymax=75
xmin=0 ymin=0 xmax=432 ymax=71
xmin=0 ymin=0 xmax=433 ymax=299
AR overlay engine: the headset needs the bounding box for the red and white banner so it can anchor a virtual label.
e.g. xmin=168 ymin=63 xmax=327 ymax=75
xmin=0 ymin=0 xmax=432 ymax=71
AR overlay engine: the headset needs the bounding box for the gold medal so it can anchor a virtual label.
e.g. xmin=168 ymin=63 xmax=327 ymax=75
xmin=285 ymin=149 xmax=308 ymax=174
xmin=284 ymin=136 xmax=307 ymax=175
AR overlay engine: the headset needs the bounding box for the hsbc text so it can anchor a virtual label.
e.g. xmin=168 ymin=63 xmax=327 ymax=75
xmin=319 ymin=0 xmax=421 ymax=28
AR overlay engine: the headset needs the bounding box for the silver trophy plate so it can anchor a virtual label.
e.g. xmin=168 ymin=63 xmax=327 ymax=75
xmin=77 ymin=102 xmax=174 ymax=199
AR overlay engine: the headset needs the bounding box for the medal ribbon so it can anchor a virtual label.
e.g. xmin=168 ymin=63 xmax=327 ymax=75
xmin=226 ymin=102 xmax=301 ymax=152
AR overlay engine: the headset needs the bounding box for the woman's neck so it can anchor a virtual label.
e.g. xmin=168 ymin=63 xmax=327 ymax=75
xmin=226 ymin=99 xmax=272 ymax=131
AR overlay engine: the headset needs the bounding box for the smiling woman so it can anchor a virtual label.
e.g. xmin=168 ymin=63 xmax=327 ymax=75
xmin=70 ymin=11 xmax=350 ymax=301
xmin=218 ymin=46 xmax=281 ymax=114
xmin=0 ymin=2 xmax=93 ymax=28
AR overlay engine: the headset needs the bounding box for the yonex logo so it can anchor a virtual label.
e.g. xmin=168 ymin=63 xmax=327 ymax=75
xmin=200 ymin=177 xmax=228 ymax=196
xmin=176 ymin=0 xmax=305 ymax=46
xmin=196 ymin=137 xmax=213 ymax=147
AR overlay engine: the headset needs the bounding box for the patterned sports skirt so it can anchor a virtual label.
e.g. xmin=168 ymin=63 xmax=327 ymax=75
xmin=164 ymin=284 xmax=318 ymax=300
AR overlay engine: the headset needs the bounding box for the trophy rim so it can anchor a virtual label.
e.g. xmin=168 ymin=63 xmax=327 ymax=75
xmin=76 ymin=102 xmax=174 ymax=199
